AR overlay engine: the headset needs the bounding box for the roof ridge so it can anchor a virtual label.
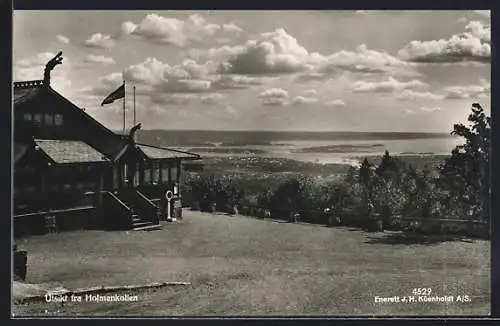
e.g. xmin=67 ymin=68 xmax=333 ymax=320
xmin=136 ymin=142 xmax=201 ymax=158
xmin=14 ymin=80 xmax=45 ymax=89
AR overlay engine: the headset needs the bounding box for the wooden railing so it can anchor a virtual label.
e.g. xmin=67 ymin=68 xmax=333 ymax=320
xmin=100 ymin=191 xmax=133 ymax=230
xmin=134 ymin=190 xmax=160 ymax=224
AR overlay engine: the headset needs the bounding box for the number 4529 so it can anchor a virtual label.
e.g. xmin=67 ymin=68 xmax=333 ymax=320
xmin=412 ymin=288 xmax=432 ymax=295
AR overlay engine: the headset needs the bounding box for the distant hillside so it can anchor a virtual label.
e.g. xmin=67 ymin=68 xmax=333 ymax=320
xmin=132 ymin=130 xmax=454 ymax=147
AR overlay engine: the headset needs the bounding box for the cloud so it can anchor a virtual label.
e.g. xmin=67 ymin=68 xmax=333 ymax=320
xmin=214 ymin=29 xmax=417 ymax=78
xmin=187 ymin=44 xmax=247 ymax=61
xmin=261 ymin=98 xmax=288 ymax=106
xmin=121 ymin=21 xmax=136 ymax=35
xmin=303 ymin=89 xmax=317 ymax=96
xmin=224 ymin=29 xmax=313 ymax=74
xmin=100 ymin=72 xmax=123 ymax=87
xmin=15 ymin=52 xmax=59 ymax=69
xmin=396 ymin=90 xmax=444 ymax=101
xmin=14 ymin=52 xmax=72 ymax=94
xmin=83 ymin=54 xmax=115 ymax=64
xmin=212 ymin=74 xmax=274 ymax=90
xmin=56 ymin=35 xmax=70 ymax=44
xmin=183 ymin=28 xmax=417 ymax=79
xmin=443 ymin=79 xmax=490 ymax=99
xmin=122 ymin=13 xmax=244 ymax=47
xmin=398 ymin=21 xmax=490 ymax=63
xmin=352 ymin=77 xmax=427 ymax=93
xmin=315 ymin=44 xmax=417 ymax=76
xmin=151 ymin=94 xmax=196 ymax=105
xmin=419 ymin=106 xmax=442 ymax=113
xmin=200 ymin=93 xmax=226 ymax=105
xmin=85 ymin=33 xmax=115 ymax=49
xmin=123 ymin=57 xmax=214 ymax=83
xmin=215 ymin=37 xmax=233 ymax=45
xmin=472 ymin=10 xmax=490 ymax=18
xmin=14 ymin=52 xmax=70 ymax=81
xmin=355 ymin=10 xmax=386 ymax=14
xmin=325 ymin=99 xmax=346 ymax=107
xmin=259 ymin=88 xmax=288 ymax=99
xmin=222 ymin=23 xmax=244 ymax=34
xmin=78 ymin=86 xmax=109 ymax=98
xmin=155 ymin=79 xmax=212 ymax=93
xmin=259 ymin=87 xmax=289 ymax=106
xmin=122 ymin=57 xmax=214 ymax=93
xmin=290 ymin=96 xmax=319 ymax=105
xmin=224 ymin=104 xmax=238 ymax=118
xmin=293 ymin=72 xmax=330 ymax=83
xmin=85 ymin=56 xmax=274 ymax=104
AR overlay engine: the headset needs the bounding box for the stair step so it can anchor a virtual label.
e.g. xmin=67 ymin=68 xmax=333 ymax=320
xmin=132 ymin=217 xmax=142 ymax=223
xmin=132 ymin=221 xmax=153 ymax=228
xmin=133 ymin=224 xmax=162 ymax=231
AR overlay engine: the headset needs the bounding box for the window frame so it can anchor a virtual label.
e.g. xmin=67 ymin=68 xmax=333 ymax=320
xmin=44 ymin=113 xmax=54 ymax=126
xmin=23 ymin=112 xmax=32 ymax=121
xmin=33 ymin=113 xmax=43 ymax=125
xmin=54 ymin=113 xmax=63 ymax=126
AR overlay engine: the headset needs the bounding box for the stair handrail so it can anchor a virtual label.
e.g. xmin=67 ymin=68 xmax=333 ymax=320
xmin=102 ymin=190 xmax=133 ymax=213
xmin=133 ymin=190 xmax=160 ymax=224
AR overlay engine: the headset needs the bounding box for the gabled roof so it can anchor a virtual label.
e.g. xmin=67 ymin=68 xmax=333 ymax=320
xmin=136 ymin=143 xmax=201 ymax=161
xmin=13 ymin=81 xmax=44 ymax=105
xmin=13 ymin=81 xmax=128 ymax=161
xmin=34 ymin=139 xmax=110 ymax=164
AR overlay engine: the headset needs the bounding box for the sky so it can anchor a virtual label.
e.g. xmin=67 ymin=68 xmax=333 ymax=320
xmin=13 ymin=10 xmax=490 ymax=132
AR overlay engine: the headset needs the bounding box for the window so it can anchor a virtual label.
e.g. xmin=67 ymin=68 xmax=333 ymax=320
xmin=33 ymin=113 xmax=42 ymax=125
xmin=45 ymin=113 xmax=53 ymax=126
xmin=134 ymin=164 xmax=140 ymax=187
xmin=144 ymin=166 xmax=152 ymax=185
xmin=170 ymin=166 xmax=178 ymax=183
xmin=152 ymin=163 xmax=160 ymax=184
xmin=76 ymin=182 xmax=85 ymax=192
xmin=55 ymin=114 xmax=63 ymax=126
xmin=23 ymin=113 xmax=32 ymax=121
xmin=161 ymin=164 xmax=170 ymax=183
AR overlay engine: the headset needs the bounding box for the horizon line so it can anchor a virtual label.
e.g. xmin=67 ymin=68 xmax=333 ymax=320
xmin=123 ymin=129 xmax=453 ymax=134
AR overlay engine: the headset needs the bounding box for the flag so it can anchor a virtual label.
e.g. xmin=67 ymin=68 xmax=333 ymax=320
xmin=101 ymin=83 xmax=125 ymax=106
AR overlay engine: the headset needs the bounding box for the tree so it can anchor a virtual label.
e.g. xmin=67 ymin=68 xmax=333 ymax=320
xmin=438 ymin=103 xmax=490 ymax=223
xmin=359 ymin=158 xmax=372 ymax=184
xmin=269 ymin=175 xmax=312 ymax=214
xmin=376 ymin=150 xmax=404 ymax=182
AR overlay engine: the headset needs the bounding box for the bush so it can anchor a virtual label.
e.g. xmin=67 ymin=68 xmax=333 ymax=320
xmin=185 ymin=173 xmax=245 ymax=213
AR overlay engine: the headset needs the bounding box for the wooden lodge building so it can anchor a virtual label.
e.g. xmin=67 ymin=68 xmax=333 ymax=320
xmin=13 ymin=53 xmax=201 ymax=237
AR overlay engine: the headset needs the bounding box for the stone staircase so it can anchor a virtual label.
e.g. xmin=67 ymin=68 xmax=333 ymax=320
xmin=131 ymin=213 xmax=161 ymax=231
xmin=117 ymin=190 xmax=162 ymax=231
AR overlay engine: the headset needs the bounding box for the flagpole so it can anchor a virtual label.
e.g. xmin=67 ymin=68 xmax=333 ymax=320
xmin=133 ymin=85 xmax=137 ymax=142
xmin=133 ymin=86 xmax=136 ymax=126
xmin=122 ymin=80 xmax=126 ymax=135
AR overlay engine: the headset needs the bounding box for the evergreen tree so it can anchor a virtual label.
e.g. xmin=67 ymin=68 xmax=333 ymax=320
xmin=438 ymin=103 xmax=490 ymax=222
